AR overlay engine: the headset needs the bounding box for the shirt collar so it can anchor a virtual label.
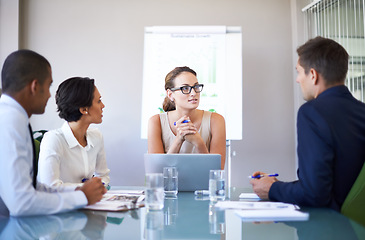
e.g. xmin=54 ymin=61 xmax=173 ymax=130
xmin=0 ymin=94 xmax=29 ymax=123
xmin=61 ymin=122 xmax=94 ymax=149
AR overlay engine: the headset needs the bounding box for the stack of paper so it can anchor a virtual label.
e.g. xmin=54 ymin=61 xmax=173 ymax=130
xmin=214 ymin=201 xmax=309 ymax=222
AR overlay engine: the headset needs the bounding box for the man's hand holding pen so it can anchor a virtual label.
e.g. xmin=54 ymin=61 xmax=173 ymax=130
xmin=249 ymin=171 xmax=279 ymax=200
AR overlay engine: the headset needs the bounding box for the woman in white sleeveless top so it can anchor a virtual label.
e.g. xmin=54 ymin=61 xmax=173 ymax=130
xmin=148 ymin=66 xmax=226 ymax=169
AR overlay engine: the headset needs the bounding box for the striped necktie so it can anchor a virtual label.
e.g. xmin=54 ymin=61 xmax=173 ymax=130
xmin=28 ymin=124 xmax=37 ymax=188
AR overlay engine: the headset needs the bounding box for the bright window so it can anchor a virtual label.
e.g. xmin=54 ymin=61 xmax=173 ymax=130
xmin=303 ymin=0 xmax=365 ymax=102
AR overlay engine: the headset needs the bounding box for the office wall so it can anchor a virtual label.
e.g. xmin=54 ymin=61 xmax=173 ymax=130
xmin=0 ymin=0 xmax=19 ymax=69
xmin=17 ymin=0 xmax=297 ymax=187
xmin=290 ymin=0 xmax=312 ymax=172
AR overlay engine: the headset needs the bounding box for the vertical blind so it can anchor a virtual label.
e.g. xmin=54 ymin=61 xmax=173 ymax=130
xmin=302 ymin=0 xmax=365 ymax=102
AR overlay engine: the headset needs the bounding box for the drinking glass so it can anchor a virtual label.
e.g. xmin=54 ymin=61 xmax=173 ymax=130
xmin=209 ymin=170 xmax=225 ymax=201
xmin=163 ymin=167 xmax=178 ymax=196
xmin=145 ymin=173 xmax=164 ymax=210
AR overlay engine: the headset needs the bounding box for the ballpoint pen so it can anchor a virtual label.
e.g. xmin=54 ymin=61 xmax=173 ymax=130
xmin=174 ymin=120 xmax=190 ymax=126
xmin=82 ymin=177 xmax=108 ymax=189
xmin=248 ymin=173 xmax=279 ymax=179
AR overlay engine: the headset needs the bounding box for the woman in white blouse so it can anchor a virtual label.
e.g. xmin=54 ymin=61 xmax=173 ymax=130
xmin=38 ymin=77 xmax=110 ymax=189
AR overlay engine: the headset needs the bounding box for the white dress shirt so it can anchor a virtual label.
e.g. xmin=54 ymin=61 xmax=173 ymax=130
xmin=38 ymin=122 xmax=110 ymax=188
xmin=0 ymin=95 xmax=87 ymax=217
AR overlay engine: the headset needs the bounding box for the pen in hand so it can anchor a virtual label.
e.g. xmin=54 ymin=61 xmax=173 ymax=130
xmin=82 ymin=176 xmax=106 ymax=186
xmin=174 ymin=120 xmax=190 ymax=126
xmin=248 ymin=173 xmax=279 ymax=179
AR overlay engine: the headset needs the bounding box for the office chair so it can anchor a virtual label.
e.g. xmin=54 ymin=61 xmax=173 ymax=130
xmin=341 ymin=162 xmax=365 ymax=227
xmin=32 ymin=130 xmax=47 ymax=160
xmin=33 ymin=130 xmax=47 ymax=142
xmin=34 ymin=139 xmax=41 ymax=162
xmin=32 ymin=130 xmax=47 ymax=161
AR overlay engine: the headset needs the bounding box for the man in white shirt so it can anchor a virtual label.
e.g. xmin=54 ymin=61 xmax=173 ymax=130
xmin=0 ymin=49 xmax=106 ymax=216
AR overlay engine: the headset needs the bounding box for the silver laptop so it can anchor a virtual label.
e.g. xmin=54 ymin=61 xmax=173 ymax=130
xmin=144 ymin=153 xmax=221 ymax=192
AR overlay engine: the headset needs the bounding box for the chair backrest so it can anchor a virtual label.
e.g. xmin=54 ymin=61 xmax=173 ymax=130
xmin=32 ymin=130 xmax=47 ymax=161
xmin=33 ymin=130 xmax=48 ymax=142
xmin=34 ymin=139 xmax=40 ymax=161
xmin=341 ymin=162 xmax=365 ymax=226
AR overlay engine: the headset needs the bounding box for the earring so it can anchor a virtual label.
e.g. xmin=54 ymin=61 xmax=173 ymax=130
xmin=85 ymin=111 xmax=88 ymax=114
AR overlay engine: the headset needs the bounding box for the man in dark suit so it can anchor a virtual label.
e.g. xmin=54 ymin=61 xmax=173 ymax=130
xmin=250 ymin=36 xmax=365 ymax=211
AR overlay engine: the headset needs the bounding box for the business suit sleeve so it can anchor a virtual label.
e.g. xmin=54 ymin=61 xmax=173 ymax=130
xmin=269 ymin=103 xmax=335 ymax=207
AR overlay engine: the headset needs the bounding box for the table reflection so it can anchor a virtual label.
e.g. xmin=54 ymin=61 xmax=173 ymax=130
xmin=145 ymin=210 xmax=164 ymax=240
xmin=1 ymin=189 xmax=363 ymax=240
xmin=0 ymin=210 xmax=107 ymax=240
xmin=164 ymin=196 xmax=178 ymax=226
xmin=284 ymin=208 xmax=365 ymax=240
xmin=209 ymin=202 xmax=225 ymax=235
xmin=240 ymin=207 xmax=365 ymax=240
xmin=140 ymin=193 xmax=222 ymax=240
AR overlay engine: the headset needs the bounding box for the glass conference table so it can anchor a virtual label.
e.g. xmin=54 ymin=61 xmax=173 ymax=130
xmin=0 ymin=187 xmax=364 ymax=240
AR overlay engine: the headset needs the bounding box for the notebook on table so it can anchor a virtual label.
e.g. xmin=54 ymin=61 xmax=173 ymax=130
xmin=144 ymin=153 xmax=221 ymax=192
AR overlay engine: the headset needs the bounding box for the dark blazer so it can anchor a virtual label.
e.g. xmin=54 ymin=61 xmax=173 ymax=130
xmin=269 ymin=85 xmax=365 ymax=211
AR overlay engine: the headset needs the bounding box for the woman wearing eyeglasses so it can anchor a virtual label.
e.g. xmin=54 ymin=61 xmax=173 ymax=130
xmin=148 ymin=66 xmax=226 ymax=169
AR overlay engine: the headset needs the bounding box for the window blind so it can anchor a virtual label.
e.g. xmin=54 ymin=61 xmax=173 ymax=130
xmin=302 ymin=0 xmax=365 ymax=102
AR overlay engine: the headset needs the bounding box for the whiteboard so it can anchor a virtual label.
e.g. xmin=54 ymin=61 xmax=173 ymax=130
xmin=141 ymin=26 xmax=242 ymax=140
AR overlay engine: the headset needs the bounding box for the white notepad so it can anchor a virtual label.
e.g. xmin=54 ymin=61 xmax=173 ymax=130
xmin=215 ymin=201 xmax=299 ymax=210
xmin=239 ymin=193 xmax=260 ymax=199
xmin=235 ymin=209 xmax=309 ymax=222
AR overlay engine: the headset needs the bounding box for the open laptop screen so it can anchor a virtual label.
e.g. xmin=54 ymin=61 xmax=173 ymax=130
xmin=144 ymin=153 xmax=221 ymax=191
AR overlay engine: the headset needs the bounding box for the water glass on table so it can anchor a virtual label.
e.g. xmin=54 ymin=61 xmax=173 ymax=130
xmin=145 ymin=173 xmax=164 ymax=210
xmin=209 ymin=170 xmax=226 ymax=201
xmin=163 ymin=167 xmax=178 ymax=197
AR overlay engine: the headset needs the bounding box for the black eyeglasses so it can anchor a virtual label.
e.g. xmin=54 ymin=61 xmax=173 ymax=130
xmin=170 ymin=84 xmax=204 ymax=94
